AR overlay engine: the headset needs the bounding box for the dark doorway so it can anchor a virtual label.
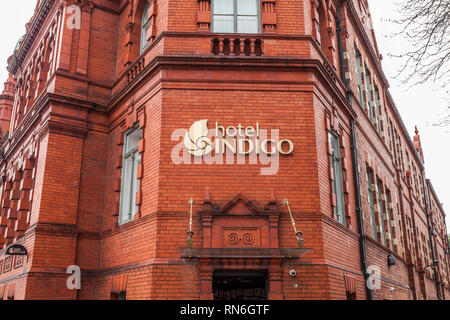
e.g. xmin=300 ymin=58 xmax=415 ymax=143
xmin=213 ymin=270 xmax=268 ymax=300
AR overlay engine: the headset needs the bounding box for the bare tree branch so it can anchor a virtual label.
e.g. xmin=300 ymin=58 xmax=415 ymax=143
xmin=389 ymin=0 xmax=450 ymax=126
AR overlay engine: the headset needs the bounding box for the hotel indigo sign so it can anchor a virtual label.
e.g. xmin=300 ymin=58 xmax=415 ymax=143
xmin=171 ymin=120 xmax=294 ymax=175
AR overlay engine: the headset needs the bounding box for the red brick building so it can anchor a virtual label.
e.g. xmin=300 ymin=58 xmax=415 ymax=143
xmin=0 ymin=0 xmax=448 ymax=300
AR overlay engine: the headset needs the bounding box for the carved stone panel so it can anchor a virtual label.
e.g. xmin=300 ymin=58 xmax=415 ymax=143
xmin=224 ymin=228 xmax=261 ymax=247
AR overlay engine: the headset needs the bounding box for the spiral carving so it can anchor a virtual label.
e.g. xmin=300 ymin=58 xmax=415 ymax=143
xmin=227 ymin=233 xmax=240 ymax=245
xmin=242 ymin=233 xmax=255 ymax=244
xmin=225 ymin=231 xmax=256 ymax=245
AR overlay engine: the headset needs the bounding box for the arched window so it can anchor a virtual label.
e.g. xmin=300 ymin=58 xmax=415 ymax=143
xmin=140 ymin=2 xmax=151 ymax=53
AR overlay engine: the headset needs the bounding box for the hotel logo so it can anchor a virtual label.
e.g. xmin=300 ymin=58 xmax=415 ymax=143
xmin=172 ymin=119 xmax=294 ymax=175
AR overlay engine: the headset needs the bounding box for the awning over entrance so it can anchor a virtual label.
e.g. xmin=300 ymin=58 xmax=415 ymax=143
xmin=180 ymin=247 xmax=311 ymax=259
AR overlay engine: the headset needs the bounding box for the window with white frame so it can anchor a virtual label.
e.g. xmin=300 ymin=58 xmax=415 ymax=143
xmin=329 ymin=131 xmax=346 ymax=224
xmin=119 ymin=126 xmax=142 ymax=224
xmin=212 ymin=0 xmax=260 ymax=34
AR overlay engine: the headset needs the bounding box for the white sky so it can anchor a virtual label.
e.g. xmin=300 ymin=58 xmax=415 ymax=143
xmin=0 ymin=0 xmax=448 ymax=228
xmin=370 ymin=0 xmax=450 ymax=228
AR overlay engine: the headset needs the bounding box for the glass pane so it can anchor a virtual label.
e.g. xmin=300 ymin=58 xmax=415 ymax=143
xmin=213 ymin=15 xmax=235 ymax=33
xmin=141 ymin=2 xmax=150 ymax=52
xmin=329 ymin=132 xmax=340 ymax=158
xmin=376 ymin=182 xmax=387 ymax=245
xmin=142 ymin=2 xmax=150 ymax=24
xmin=132 ymin=153 xmax=141 ymax=216
xmin=237 ymin=16 xmax=258 ymax=33
xmin=237 ymin=0 xmax=257 ymax=15
xmin=214 ymin=0 xmax=234 ymax=14
xmin=120 ymin=156 xmax=133 ymax=222
xmin=125 ymin=128 xmax=142 ymax=153
xmin=334 ymin=160 xmax=345 ymax=221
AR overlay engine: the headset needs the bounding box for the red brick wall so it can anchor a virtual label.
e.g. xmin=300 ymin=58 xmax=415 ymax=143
xmin=0 ymin=0 xmax=448 ymax=300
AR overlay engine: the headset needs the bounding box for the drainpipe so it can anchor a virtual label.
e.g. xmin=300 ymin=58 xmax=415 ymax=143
xmin=350 ymin=119 xmax=373 ymax=301
xmin=422 ymin=174 xmax=442 ymax=300
xmin=336 ymin=3 xmax=373 ymax=300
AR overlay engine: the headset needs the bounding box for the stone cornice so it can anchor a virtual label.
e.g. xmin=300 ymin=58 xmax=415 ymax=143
xmin=7 ymin=0 xmax=56 ymax=75
xmin=0 ymin=92 xmax=98 ymax=162
xmin=108 ymin=54 xmax=357 ymax=120
xmin=0 ymin=94 xmax=14 ymax=102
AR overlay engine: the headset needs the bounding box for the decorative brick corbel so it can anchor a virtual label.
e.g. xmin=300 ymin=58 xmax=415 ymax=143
xmin=125 ymin=21 xmax=135 ymax=48
xmin=197 ymin=0 xmax=211 ymax=32
xmin=338 ymin=129 xmax=351 ymax=227
xmin=325 ymin=111 xmax=337 ymax=215
xmin=135 ymin=108 xmax=146 ymax=218
xmin=123 ymin=0 xmax=137 ymax=66
xmin=135 ymin=137 xmax=144 ymax=218
xmin=16 ymin=157 xmax=34 ymax=237
xmin=125 ymin=98 xmax=138 ymax=129
xmin=325 ymin=6 xmax=338 ymax=68
xmin=146 ymin=0 xmax=158 ymax=43
xmin=261 ymin=0 xmax=277 ymax=33
xmin=113 ymin=124 xmax=127 ymax=220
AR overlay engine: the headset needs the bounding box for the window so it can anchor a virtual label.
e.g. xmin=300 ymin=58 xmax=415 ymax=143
xmin=387 ymin=118 xmax=394 ymax=154
xmin=364 ymin=67 xmax=374 ymax=123
xmin=329 ymin=131 xmax=346 ymax=224
xmin=119 ymin=126 xmax=142 ymax=224
xmin=366 ymin=167 xmax=377 ymax=239
xmin=212 ymin=0 xmax=260 ymax=34
xmin=385 ymin=188 xmax=395 ymax=251
xmin=375 ymin=179 xmax=394 ymax=251
xmin=375 ymin=179 xmax=387 ymax=246
xmin=355 ymin=48 xmax=364 ymax=106
xmin=141 ymin=1 xmax=151 ymax=52
xmin=373 ymin=86 xmax=382 ymax=135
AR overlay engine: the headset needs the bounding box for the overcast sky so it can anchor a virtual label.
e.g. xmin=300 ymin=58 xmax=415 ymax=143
xmin=0 ymin=1 xmax=448 ymax=228
xmin=369 ymin=1 xmax=450 ymax=228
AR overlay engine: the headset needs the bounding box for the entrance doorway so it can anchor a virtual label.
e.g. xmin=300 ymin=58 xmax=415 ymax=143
xmin=213 ymin=270 xmax=268 ymax=300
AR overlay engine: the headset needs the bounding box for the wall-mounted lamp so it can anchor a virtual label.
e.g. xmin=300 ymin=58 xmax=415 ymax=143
xmin=282 ymin=199 xmax=304 ymax=249
xmin=186 ymin=198 xmax=194 ymax=248
xmin=424 ymin=260 xmax=440 ymax=272
xmin=387 ymin=254 xmax=396 ymax=267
